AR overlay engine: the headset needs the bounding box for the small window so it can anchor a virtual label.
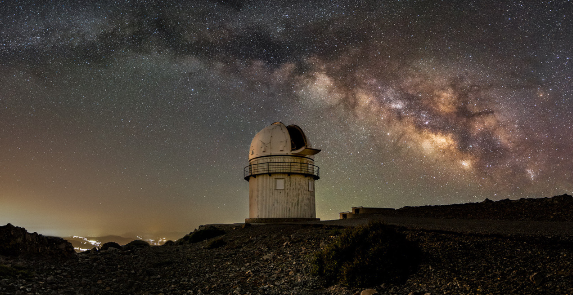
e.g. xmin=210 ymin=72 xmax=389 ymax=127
xmin=275 ymin=178 xmax=285 ymax=190
xmin=308 ymin=179 xmax=314 ymax=191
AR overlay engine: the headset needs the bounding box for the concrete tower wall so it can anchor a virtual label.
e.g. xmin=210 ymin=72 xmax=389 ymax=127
xmin=249 ymin=173 xmax=316 ymax=218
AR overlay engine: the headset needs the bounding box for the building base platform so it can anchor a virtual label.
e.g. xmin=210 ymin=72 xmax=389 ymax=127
xmin=245 ymin=218 xmax=320 ymax=223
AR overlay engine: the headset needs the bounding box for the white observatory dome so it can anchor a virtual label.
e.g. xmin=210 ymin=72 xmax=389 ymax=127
xmin=244 ymin=122 xmax=321 ymax=222
xmin=249 ymin=122 xmax=320 ymax=160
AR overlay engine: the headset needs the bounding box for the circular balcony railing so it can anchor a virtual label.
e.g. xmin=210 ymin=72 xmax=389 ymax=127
xmin=244 ymin=162 xmax=320 ymax=180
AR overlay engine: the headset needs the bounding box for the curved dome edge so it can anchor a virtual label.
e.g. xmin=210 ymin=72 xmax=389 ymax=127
xmin=248 ymin=122 xmax=319 ymax=160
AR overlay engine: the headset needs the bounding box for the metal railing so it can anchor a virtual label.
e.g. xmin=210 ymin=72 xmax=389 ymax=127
xmin=244 ymin=162 xmax=320 ymax=180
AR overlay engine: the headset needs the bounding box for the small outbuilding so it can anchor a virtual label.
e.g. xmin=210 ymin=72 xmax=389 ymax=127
xmin=244 ymin=122 xmax=321 ymax=223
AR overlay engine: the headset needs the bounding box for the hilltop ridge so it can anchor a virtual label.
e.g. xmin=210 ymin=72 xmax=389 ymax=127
xmin=344 ymin=194 xmax=573 ymax=222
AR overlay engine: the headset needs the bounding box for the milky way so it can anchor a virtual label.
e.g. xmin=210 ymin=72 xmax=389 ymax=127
xmin=1 ymin=0 xmax=572 ymax=237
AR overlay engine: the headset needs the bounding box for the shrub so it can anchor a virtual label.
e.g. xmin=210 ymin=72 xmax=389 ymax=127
xmin=0 ymin=264 xmax=32 ymax=278
xmin=206 ymin=238 xmax=227 ymax=249
xmin=311 ymin=222 xmax=422 ymax=287
xmin=123 ymin=240 xmax=150 ymax=251
xmin=329 ymin=227 xmax=343 ymax=236
xmin=178 ymin=226 xmax=225 ymax=244
xmin=162 ymin=240 xmax=175 ymax=247
xmin=101 ymin=242 xmax=122 ymax=251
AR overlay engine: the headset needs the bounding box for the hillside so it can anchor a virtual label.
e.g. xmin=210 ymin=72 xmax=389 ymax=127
xmin=394 ymin=194 xmax=573 ymax=221
xmin=1 ymin=194 xmax=573 ymax=294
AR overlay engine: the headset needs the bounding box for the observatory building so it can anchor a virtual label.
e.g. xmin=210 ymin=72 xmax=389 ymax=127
xmin=244 ymin=122 xmax=321 ymax=223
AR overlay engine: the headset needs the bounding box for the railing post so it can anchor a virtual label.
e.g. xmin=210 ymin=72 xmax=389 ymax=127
xmin=244 ymin=162 xmax=319 ymax=179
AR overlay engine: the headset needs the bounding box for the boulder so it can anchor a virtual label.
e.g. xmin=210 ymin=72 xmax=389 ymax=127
xmin=101 ymin=242 xmax=122 ymax=251
xmin=0 ymin=223 xmax=75 ymax=258
xmin=123 ymin=240 xmax=150 ymax=251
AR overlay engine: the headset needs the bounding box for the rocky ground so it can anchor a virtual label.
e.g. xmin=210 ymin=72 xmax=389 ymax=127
xmin=1 ymin=221 xmax=573 ymax=295
xmin=2 ymin=195 xmax=573 ymax=294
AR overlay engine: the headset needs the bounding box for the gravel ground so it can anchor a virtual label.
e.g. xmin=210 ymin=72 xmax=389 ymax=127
xmin=359 ymin=216 xmax=573 ymax=238
xmin=1 ymin=220 xmax=572 ymax=295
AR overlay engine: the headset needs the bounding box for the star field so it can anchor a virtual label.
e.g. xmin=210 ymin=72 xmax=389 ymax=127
xmin=0 ymin=0 xmax=572 ymax=238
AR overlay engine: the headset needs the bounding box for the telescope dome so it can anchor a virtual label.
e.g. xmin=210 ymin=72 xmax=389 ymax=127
xmin=248 ymin=122 xmax=320 ymax=160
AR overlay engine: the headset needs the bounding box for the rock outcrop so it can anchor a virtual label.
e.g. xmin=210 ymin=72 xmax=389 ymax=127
xmin=0 ymin=224 xmax=75 ymax=258
xmin=347 ymin=194 xmax=573 ymax=222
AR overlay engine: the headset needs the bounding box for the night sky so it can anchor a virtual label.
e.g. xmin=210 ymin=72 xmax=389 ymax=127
xmin=1 ymin=0 xmax=572 ymax=238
